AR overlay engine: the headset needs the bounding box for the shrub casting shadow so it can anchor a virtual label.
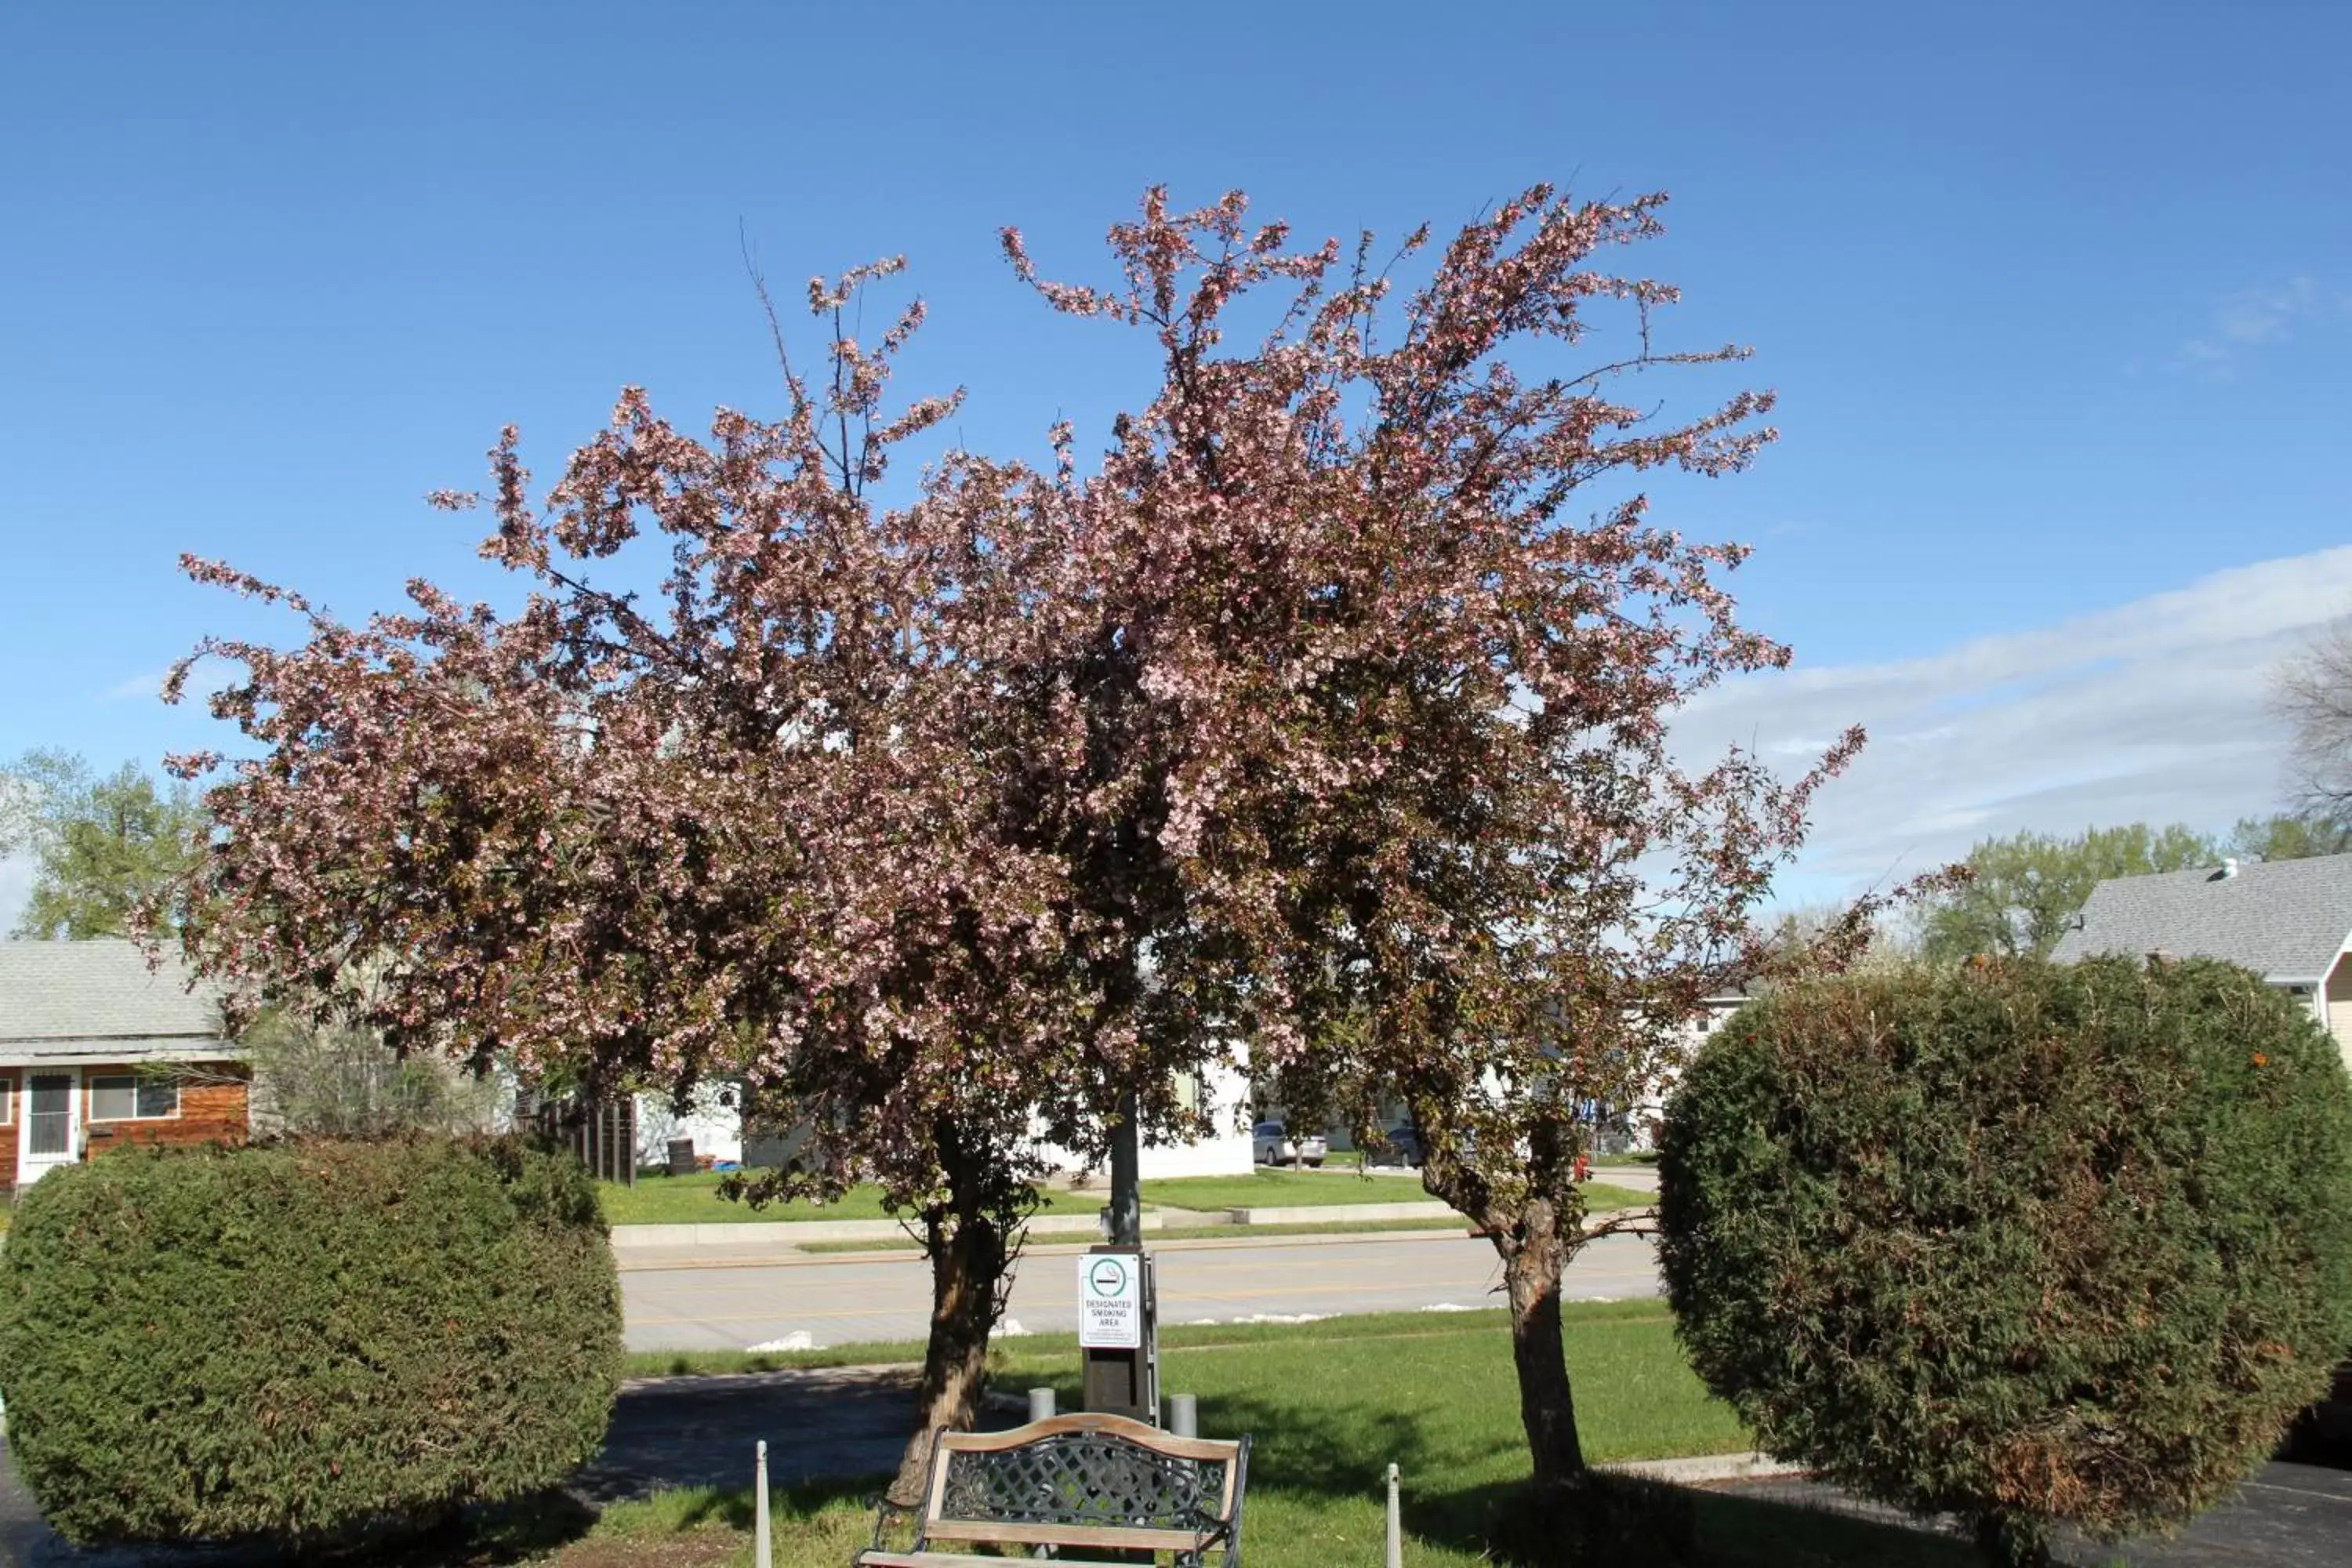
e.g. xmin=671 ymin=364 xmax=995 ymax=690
xmin=1185 ymin=1389 xmax=1987 ymax=1568
xmin=575 ymin=1367 xmax=931 ymax=1504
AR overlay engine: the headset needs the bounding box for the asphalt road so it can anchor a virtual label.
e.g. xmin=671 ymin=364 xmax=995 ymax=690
xmin=623 ymin=1229 xmax=1664 ymax=1352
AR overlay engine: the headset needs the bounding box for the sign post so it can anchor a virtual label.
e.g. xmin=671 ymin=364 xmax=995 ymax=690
xmin=1078 ymin=1245 xmax=1157 ymax=1425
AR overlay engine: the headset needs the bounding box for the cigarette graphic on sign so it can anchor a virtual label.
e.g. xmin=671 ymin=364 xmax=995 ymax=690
xmin=1078 ymin=1252 xmax=1142 ymax=1348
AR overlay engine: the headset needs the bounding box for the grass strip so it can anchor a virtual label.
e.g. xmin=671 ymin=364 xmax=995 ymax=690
xmin=603 ymin=1169 xmax=1649 ymax=1230
xmin=590 ymin=1303 xmax=1970 ymax=1568
xmin=788 ymin=1191 xmax=1650 ymax=1254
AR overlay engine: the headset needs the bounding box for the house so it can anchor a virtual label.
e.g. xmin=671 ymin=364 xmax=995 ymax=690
xmin=0 ymin=940 xmax=250 ymax=1188
xmin=674 ymin=1052 xmax=1258 ymax=1181
xmin=1298 ymin=985 xmax=1760 ymax=1160
xmin=635 ymin=1081 xmax=746 ymax=1171
xmin=2050 ymin=852 xmax=2352 ymax=1064
xmin=1619 ymin=983 xmax=1760 ymax=1149
xmin=1032 ymin=1051 xmax=1257 ymax=1181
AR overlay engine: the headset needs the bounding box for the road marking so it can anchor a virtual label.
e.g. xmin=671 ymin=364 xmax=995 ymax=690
xmin=2241 ymin=1479 xmax=2352 ymax=1505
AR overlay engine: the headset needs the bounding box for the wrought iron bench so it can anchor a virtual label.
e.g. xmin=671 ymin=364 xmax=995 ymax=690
xmin=856 ymin=1412 xmax=1250 ymax=1568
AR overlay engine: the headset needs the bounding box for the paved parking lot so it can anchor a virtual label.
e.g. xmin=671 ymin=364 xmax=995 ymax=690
xmin=1712 ymin=1458 xmax=2352 ymax=1566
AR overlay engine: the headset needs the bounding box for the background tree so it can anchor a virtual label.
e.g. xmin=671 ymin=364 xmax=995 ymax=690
xmin=2227 ymin=811 xmax=2352 ymax=863
xmin=234 ymin=1014 xmax=504 ymax=1140
xmin=2274 ymin=613 xmax=2352 ymax=826
xmin=0 ymin=751 xmax=206 ymax=939
xmin=1913 ymin=822 xmax=2218 ymax=964
xmin=1754 ymin=901 xmax=1918 ymax=979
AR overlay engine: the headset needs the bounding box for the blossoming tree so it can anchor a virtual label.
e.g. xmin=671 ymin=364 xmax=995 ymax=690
xmin=998 ymin=187 xmax=1880 ymax=1499
xmin=165 ymin=259 xmax=1199 ymax=1499
xmin=167 ymin=181 xmax=1867 ymax=1504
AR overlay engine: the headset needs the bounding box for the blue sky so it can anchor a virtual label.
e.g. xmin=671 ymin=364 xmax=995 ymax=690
xmin=4 ymin=2 xmax=2349 ymax=918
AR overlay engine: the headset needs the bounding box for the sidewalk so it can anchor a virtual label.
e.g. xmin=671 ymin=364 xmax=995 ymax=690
xmin=1702 ymin=1460 xmax=2352 ymax=1566
xmin=609 ymin=1200 xmax=1653 ymax=1271
xmin=612 ymin=1217 xmax=1480 ymax=1272
xmin=0 ymin=1363 xmax=952 ymax=1567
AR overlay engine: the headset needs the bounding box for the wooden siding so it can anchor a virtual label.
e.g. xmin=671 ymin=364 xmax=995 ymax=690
xmin=2328 ymin=953 xmax=2352 ymax=1072
xmin=82 ymin=1064 xmax=249 ymax=1154
xmin=0 ymin=1062 xmax=249 ymax=1189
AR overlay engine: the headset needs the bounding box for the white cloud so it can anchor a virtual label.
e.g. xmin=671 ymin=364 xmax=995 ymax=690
xmin=104 ymin=662 xmax=238 ymax=705
xmin=2214 ymin=277 xmax=2322 ymax=346
xmin=2178 ymin=277 xmax=2347 ymax=376
xmin=1674 ymin=546 xmax=2352 ymax=903
xmin=105 ymin=669 xmax=170 ymax=702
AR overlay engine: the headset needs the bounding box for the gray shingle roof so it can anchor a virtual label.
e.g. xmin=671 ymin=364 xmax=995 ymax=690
xmin=2049 ymin=853 xmax=2352 ymax=982
xmin=0 ymin=939 xmax=227 ymax=1046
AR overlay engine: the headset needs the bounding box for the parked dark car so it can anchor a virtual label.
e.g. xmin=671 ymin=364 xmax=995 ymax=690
xmin=1368 ymin=1123 xmax=1423 ymax=1168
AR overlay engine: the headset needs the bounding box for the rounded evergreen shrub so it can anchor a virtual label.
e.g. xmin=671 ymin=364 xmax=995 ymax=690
xmin=0 ymin=1135 xmax=622 ymax=1548
xmin=1658 ymin=955 xmax=2352 ymax=1566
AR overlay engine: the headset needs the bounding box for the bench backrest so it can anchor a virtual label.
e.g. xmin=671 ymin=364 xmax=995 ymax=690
xmin=919 ymin=1413 xmax=1248 ymax=1559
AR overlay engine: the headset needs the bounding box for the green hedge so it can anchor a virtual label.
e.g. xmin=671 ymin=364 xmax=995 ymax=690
xmin=0 ymin=1136 xmax=622 ymax=1548
xmin=1658 ymin=956 xmax=2352 ymax=1565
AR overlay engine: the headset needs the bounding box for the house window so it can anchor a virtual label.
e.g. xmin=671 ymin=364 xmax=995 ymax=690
xmin=0 ymin=1076 xmax=13 ymax=1124
xmin=88 ymin=1075 xmax=180 ymax=1122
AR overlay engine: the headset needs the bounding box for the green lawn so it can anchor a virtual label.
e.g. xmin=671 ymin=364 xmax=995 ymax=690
xmin=1142 ymin=1168 xmax=1650 ymax=1217
xmin=1140 ymin=1167 xmax=1432 ymax=1211
xmin=595 ymin=1174 xmax=1096 ymax=1227
xmin=590 ymin=1305 xmax=1969 ymax=1568
xmin=599 ymin=1168 xmax=1651 ymax=1228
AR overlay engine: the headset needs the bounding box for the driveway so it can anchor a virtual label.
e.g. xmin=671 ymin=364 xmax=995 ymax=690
xmin=1710 ymin=1460 xmax=2352 ymax=1566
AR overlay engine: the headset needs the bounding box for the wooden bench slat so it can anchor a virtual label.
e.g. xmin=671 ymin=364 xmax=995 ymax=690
xmin=860 ymin=1554 xmax=1156 ymax=1568
xmin=939 ymin=1414 xmax=1242 ymax=1467
xmin=926 ymin=1519 xmax=1222 ymax=1551
xmin=868 ymin=1414 xmax=1249 ymax=1568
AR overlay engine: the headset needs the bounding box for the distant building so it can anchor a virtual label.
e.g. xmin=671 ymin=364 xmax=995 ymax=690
xmin=1029 ymin=1049 xmax=1257 ymax=1181
xmin=660 ymin=1052 xmax=1257 ymax=1181
xmin=0 ymin=939 xmax=250 ymax=1188
xmin=2050 ymin=852 xmax=2352 ymax=1063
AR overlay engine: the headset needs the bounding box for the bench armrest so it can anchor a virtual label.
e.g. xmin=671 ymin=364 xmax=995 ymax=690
xmin=866 ymin=1496 xmax=917 ymax=1555
xmin=869 ymin=1427 xmax=950 ymax=1554
xmin=1223 ymin=1434 xmax=1251 ymax=1568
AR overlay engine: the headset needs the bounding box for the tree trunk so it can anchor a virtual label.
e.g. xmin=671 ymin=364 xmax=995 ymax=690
xmin=1973 ymin=1511 xmax=2053 ymax=1568
xmin=1499 ymin=1198 xmax=1588 ymax=1499
xmin=887 ymin=1135 xmax=1014 ymax=1505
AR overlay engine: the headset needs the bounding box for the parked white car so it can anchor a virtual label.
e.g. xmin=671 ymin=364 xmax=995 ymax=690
xmin=1251 ymin=1120 xmax=1327 ymax=1168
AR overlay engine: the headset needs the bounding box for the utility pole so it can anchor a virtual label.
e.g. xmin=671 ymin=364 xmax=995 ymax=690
xmin=1107 ymin=1084 xmax=1142 ymax=1246
xmin=1082 ymin=1083 xmax=1157 ymax=1424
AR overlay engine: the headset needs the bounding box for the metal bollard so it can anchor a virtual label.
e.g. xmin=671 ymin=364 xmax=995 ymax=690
xmin=1028 ymin=1386 xmax=1058 ymax=1422
xmin=1168 ymin=1392 xmax=1198 ymax=1438
xmin=1385 ymin=1462 xmax=1402 ymax=1568
xmin=755 ymin=1439 xmax=773 ymax=1568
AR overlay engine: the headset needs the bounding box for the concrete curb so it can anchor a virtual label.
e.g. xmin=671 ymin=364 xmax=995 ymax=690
xmin=612 ymin=1226 xmax=1480 ymax=1272
xmin=1599 ymin=1451 xmax=1807 ymax=1484
xmin=1225 ymin=1200 xmax=1457 ymax=1225
xmin=609 ymin=1210 xmax=1168 ymax=1249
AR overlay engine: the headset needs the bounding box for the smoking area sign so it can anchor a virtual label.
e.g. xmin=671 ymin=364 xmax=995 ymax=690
xmin=1078 ymin=1251 xmax=1143 ymax=1348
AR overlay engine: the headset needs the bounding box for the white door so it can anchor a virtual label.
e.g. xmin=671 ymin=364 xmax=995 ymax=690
xmin=20 ymin=1069 xmax=80 ymax=1184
